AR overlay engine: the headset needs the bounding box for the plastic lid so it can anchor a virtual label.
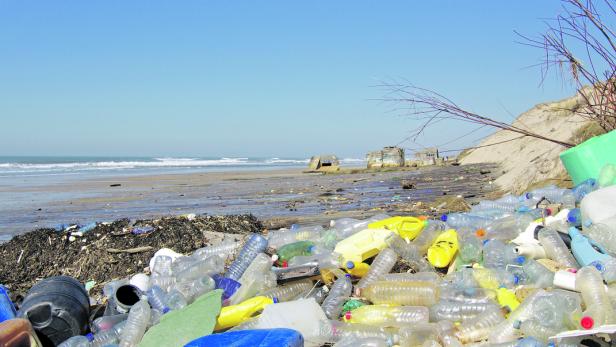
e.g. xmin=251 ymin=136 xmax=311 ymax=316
xmin=85 ymin=333 xmax=94 ymax=342
xmin=344 ymin=311 xmax=352 ymax=320
xmin=162 ymin=307 xmax=170 ymax=314
xmin=440 ymin=214 xmax=448 ymax=222
xmin=346 ymin=261 xmax=355 ymax=269
xmin=513 ymin=275 xmax=520 ymax=285
xmin=273 ymin=297 xmax=279 ymax=303
xmin=475 ymin=229 xmax=486 ymax=237
xmin=344 ymin=274 xmax=351 ymax=278
xmin=525 ymin=192 xmax=532 ymax=199
xmin=516 ymin=256 xmax=526 ymax=265
xmin=271 ymin=254 xmax=279 ymax=262
xmin=581 ymin=316 xmax=594 ymax=329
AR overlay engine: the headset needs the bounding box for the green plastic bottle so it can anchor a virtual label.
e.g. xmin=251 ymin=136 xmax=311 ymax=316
xmin=276 ymin=241 xmax=315 ymax=266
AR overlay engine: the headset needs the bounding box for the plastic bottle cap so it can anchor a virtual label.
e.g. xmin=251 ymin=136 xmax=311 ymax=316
xmin=513 ymin=320 xmax=521 ymax=329
xmin=584 ymin=220 xmax=593 ymax=228
xmin=475 ymin=229 xmax=486 ymax=237
xmin=290 ymin=224 xmax=299 ymax=231
xmin=273 ymin=297 xmax=279 ymax=303
xmin=567 ymin=214 xmax=578 ymax=223
xmin=346 ymin=261 xmax=355 ymax=269
xmin=581 ymin=316 xmax=594 ymax=329
xmin=308 ymin=245 xmax=315 ymax=253
xmin=344 ymin=274 xmax=351 ymax=279
xmin=344 ymin=311 xmax=352 ymax=320
xmin=162 ymin=307 xmax=170 ymax=314
xmin=282 ymin=261 xmax=288 ymax=268
xmin=85 ymin=333 xmax=94 ymax=342
xmin=516 ymin=256 xmax=526 ymax=265
xmin=525 ymin=192 xmax=532 ymax=199
xmin=271 ymin=254 xmax=279 ymax=262
xmin=482 ymin=239 xmax=491 ymax=246
xmin=440 ymin=214 xmax=448 ymax=222
xmin=592 ymin=261 xmax=605 ymax=272
xmin=513 ymin=275 xmax=520 ymax=285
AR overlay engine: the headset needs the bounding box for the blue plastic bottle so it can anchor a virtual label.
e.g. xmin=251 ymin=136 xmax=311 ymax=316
xmin=0 ymin=286 xmax=16 ymax=323
xmin=569 ymin=227 xmax=610 ymax=266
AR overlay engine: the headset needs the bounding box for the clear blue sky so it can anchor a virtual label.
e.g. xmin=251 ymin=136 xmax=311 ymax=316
xmin=0 ymin=1 xmax=577 ymax=158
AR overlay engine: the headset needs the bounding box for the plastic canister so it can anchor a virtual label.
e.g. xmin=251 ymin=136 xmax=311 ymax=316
xmin=427 ymin=229 xmax=459 ymax=268
xmin=334 ymin=228 xmax=394 ymax=265
xmin=368 ymin=216 xmax=426 ymax=240
xmin=0 ymin=286 xmax=17 ymax=323
xmin=559 ymin=129 xmax=616 ymax=185
xmin=185 ymin=328 xmax=304 ymax=347
xmin=0 ymin=318 xmax=42 ymax=347
xmin=17 ymin=276 xmax=90 ymax=346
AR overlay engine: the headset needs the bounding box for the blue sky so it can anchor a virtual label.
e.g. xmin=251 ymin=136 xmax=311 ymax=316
xmin=0 ymin=1 xmax=577 ymax=158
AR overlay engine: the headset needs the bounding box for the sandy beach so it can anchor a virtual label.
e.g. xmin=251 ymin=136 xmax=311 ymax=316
xmin=0 ymin=164 xmax=497 ymax=236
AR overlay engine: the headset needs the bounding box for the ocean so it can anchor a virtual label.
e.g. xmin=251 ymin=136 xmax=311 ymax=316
xmin=0 ymin=156 xmax=365 ymax=180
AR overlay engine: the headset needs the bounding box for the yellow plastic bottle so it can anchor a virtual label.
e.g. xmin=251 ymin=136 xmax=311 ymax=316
xmin=215 ymin=296 xmax=274 ymax=331
xmin=344 ymin=262 xmax=370 ymax=278
xmin=427 ymin=229 xmax=459 ymax=268
xmin=496 ymin=287 xmax=520 ymax=314
xmin=334 ymin=228 xmax=394 ymax=265
xmin=368 ymin=216 xmax=426 ymax=241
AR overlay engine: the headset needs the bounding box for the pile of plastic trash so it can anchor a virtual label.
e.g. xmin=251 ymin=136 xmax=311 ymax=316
xmin=2 ymin=165 xmax=616 ymax=347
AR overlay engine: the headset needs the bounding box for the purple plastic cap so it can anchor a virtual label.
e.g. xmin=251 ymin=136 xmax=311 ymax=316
xmin=513 ymin=275 xmax=520 ymax=285
xmin=345 ymin=274 xmax=351 ymax=278
xmin=440 ymin=214 xmax=448 ymax=222
xmin=525 ymin=192 xmax=532 ymax=199
xmin=162 ymin=307 xmax=170 ymax=314
xmin=346 ymin=261 xmax=355 ymax=269
xmin=85 ymin=333 xmax=94 ymax=342
xmin=567 ymin=214 xmax=578 ymax=223
xmin=273 ymin=297 xmax=279 ymax=303
xmin=516 ymin=256 xmax=526 ymax=265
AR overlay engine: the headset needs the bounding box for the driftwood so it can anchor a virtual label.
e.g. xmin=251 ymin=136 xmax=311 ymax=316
xmin=106 ymin=246 xmax=153 ymax=254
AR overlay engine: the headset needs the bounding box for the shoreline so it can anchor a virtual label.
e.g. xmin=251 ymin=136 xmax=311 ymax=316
xmin=0 ymin=164 xmax=498 ymax=236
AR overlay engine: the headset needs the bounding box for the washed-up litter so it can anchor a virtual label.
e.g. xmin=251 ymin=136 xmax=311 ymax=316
xmin=2 ymin=164 xmax=616 ymax=346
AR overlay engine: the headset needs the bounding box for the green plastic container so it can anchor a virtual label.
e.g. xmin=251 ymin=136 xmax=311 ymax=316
xmin=560 ymin=129 xmax=616 ymax=185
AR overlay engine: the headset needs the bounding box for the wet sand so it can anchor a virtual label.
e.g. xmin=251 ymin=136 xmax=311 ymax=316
xmin=0 ymin=164 xmax=498 ymax=236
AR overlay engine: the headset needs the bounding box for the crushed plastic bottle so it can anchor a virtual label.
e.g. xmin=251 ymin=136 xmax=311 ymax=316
xmin=321 ymin=275 xmax=353 ymax=319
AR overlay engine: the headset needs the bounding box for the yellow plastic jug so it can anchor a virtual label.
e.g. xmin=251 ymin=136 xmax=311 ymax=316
xmin=427 ymin=229 xmax=459 ymax=268
xmin=334 ymin=228 xmax=394 ymax=265
xmin=368 ymin=216 xmax=426 ymax=241
xmin=215 ymin=296 xmax=274 ymax=331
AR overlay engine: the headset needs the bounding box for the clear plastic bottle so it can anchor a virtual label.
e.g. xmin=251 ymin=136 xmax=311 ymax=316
xmin=438 ymin=283 xmax=495 ymax=304
xmin=537 ymin=228 xmax=579 ymax=269
xmin=321 ymin=275 xmax=353 ymax=319
xmin=118 ymin=299 xmax=151 ymax=347
xmin=332 ymin=336 xmax=389 ymax=347
xmin=482 ymin=240 xmax=519 ymax=269
xmin=166 ymin=276 xmax=217 ymax=310
xmin=518 ymin=319 xmax=559 ymax=344
xmin=487 ymin=289 xmax=547 ymax=344
xmin=528 ymin=186 xmax=576 ymax=208
xmin=576 ymin=266 xmax=616 ymax=326
xmin=521 ymin=258 xmax=554 ymax=288
xmin=58 ymin=335 xmax=92 ymax=347
xmin=398 ymin=323 xmax=439 ymax=347
xmin=591 ymin=256 xmax=616 ymax=283
xmin=440 ymin=213 xmax=492 ymax=230
xmin=381 ymin=272 xmax=441 ymax=283
xmin=151 ymin=255 xmax=173 ymax=276
xmin=356 ymin=248 xmax=398 ymax=291
xmin=332 ymin=214 xmax=390 ymax=240
xmin=173 ymin=255 xmax=224 ymax=282
xmin=229 ymin=253 xmax=276 ymax=305
xmin=259 ymin=279 xmax=314 ymax=302
xmin=457 ymin=231 xmax=483 ymax=264
xmin=344 ymin=305 xmax=429 ymax=327
xmin=287 ymin=252 xmax=342 ymax=269
xmin=471 ymin=267 xmax=516 ymax=290
xmin=572 ymin=178 xmax=597 ymax=202
xmin=455 ymin=306 xmax=505 ymax=343
xmin=362 ymin=281 xmax=439 ymax=306
xmin=191 ymin=241 xmax=242 ymax=261
xmin=225 ymin=234 xmax=269 ymax=281
xmin=584 ymin=215 xmax=616 ymax=254
xmin=385 ymin=233 xmax=432 ymax=272
xmin=91 ymin=313 xmax=127 ymax=334
xmin=91 ymin=321 xmax=126 ymax=347
xmin=316 ymin=320 xmax=394 ymax=345
xmin=429 ymin=300 xmax=500 ymax=322
xmin=414 ymin=220 xmax=448 ymax=253
xmin=481 ymin=214 xmax=536 ymax=242
xmin=146 ymin=285 xmax=169 ymax=313
xmin=306 ymin=285 xmax=330 ymax=305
